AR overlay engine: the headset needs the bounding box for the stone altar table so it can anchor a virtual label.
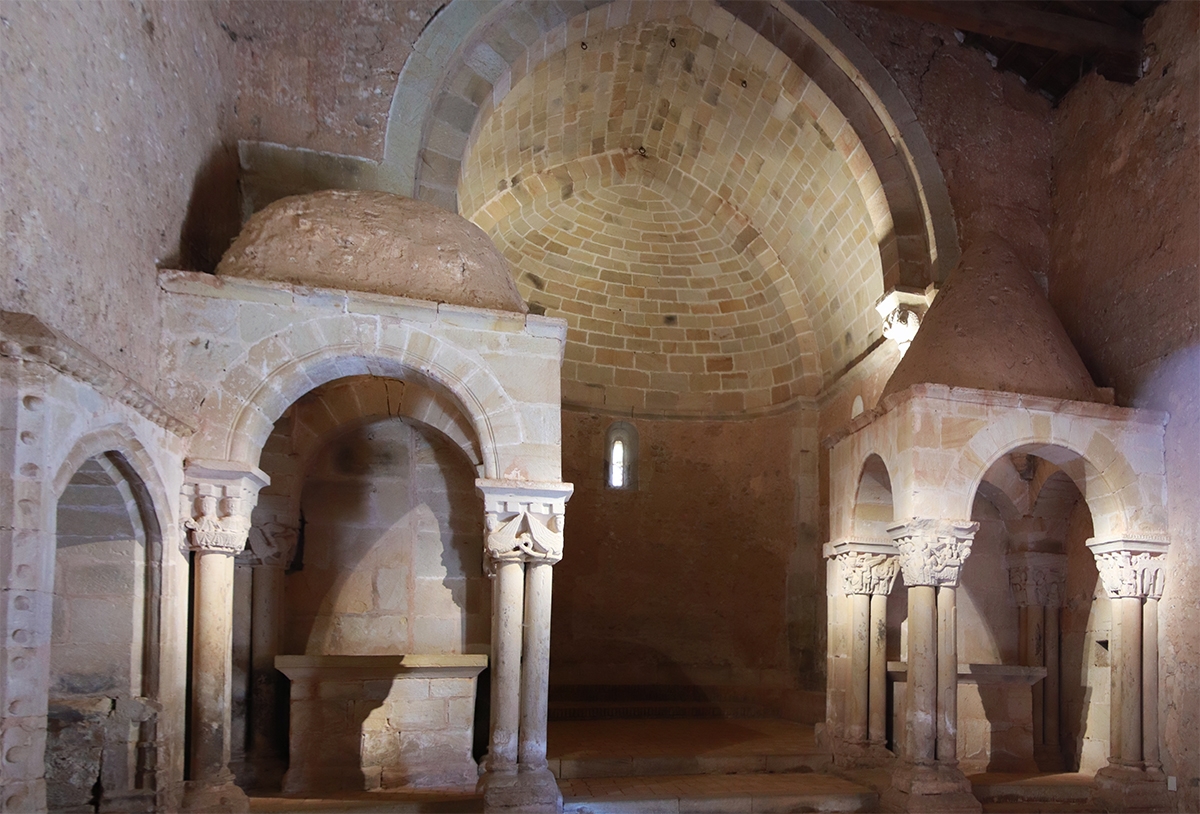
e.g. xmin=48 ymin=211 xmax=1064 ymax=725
xmin=275 ymin=654 xmax=488 ymax=793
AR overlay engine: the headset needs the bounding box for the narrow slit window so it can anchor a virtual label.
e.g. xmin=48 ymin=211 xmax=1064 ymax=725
xmin=605 ymin=422 xmax=638 ymax=490
xmin=610 ymin=439 xmax=625 ymax=487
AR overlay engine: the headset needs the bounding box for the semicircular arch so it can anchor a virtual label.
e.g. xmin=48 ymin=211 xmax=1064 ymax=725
xmin=189 ymin=319 xmax=523 ymax=479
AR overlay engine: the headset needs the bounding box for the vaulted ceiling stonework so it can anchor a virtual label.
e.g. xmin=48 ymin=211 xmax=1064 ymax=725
xmin=449 ymin=3 xmax=922 ymax=414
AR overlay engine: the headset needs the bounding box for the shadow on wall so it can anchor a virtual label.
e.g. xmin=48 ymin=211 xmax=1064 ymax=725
xmin=168 ymin=142 xmax=243 ymax=273
xmin=286 ymin=417 xmax=483 ymax=656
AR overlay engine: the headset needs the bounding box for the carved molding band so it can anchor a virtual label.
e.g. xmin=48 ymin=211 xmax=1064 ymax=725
xmin=889 ymin=518 xmax=979 ymax=587
xmin=1007 ymin=552 xmax=1067 ymax=607
xmin=477 ymin=479 xmax=573 ymax=571
xmin=182 ymin=461 xmax=270 ymax=555
xmin=839 ymin=552 xmax=900 ymax=596
xmin=1087 ymin=536 xmax=1170 ymax=599
xmin=0 ymin=310 xmax=195 ymax=436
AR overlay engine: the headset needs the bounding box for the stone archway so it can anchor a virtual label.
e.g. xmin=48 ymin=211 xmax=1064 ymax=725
xmin=159 ymin=257 xmax=573 ymax=811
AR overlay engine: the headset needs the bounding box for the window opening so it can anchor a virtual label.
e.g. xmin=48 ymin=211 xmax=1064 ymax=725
xmin=605 ymin=422 xmax=638 ymax=490
xmin=610 ymin=440 xmax=626 ymax=488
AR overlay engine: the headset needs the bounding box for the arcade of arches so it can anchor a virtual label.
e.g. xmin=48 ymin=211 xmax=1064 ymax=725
xmin=1 ymin=1 xmax=1196 ymax=813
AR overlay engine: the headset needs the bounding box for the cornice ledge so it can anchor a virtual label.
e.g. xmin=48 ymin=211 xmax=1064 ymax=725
xmin=0 ymin=310 xmax=195 ymax=437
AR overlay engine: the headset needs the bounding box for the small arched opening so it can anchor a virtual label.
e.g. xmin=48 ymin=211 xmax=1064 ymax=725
xmin=958 ymin=444 xmax=1109 ymax=775
xmin=46 ymin=451 xmax=162 ymax=812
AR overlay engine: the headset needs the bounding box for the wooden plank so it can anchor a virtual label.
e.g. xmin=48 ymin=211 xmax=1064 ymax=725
xmin=854 ymin=1 xmax=1140 ymax=57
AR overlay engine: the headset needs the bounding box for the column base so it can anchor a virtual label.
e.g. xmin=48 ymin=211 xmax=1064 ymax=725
xmin=881 ymin=762 xmax=981 ymax=813
xmin=1091 ymin=764 xmax=1171 ymax=812
xmin=479 ymin=767 xmax=563 ymax=814
xmin=180 ymin=779 xmax=249 ymax=813
xmin=832 ymin=738 xmax=896 ymax=768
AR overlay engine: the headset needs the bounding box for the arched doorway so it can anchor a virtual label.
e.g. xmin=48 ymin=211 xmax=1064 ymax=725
xmin=46 ymin=452 xmax=161 ymax=812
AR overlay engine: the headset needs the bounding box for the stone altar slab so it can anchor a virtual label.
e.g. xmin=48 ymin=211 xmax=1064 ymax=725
xmin=275 ymin=654 xmax=487 ymax=793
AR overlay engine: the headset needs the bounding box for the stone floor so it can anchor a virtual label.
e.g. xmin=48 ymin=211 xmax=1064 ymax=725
xmin=248 ymin=720 xmax=1099 ymax=814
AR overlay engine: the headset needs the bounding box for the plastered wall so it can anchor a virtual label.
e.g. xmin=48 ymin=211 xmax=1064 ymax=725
xmin=1 ymin=1 xmax=236 ymax=376
xmin=1049 ymin=4 xmax=1200 ymax=806
xmin=554 ymin=405 xmax=823 ymax=710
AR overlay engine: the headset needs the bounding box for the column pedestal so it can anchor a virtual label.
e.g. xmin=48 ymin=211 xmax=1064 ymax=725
xmin=1088 ymin=538 xmax=1170 ymax=813
xmin=476 ymin=480 xmax=573 ymax=814
xmin=829 ymin=545 xmax=899 ymax=767
xmin=882 ymin=519 xmax=980 ymax=814
xmin=179 ymin=462 xmax=268 ymax=813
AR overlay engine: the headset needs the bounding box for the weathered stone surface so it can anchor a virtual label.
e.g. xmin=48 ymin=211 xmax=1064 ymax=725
xmin=216 ymin=191 xmax=528 ymax=313
xmin=882 ymin=234 xmax=1101 ymax=403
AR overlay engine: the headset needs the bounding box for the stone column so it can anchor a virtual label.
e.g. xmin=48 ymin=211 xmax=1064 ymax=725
xmin=883 ymin=519 xmax=980 ymax=814
xmin=476 ymin=480 xmax=573 ymax=814
xmin=245 ymin=521 xmax=297 ymax=786
xmin=1088 ymin=536 xmax=1170 ymax=811
xmin=831 ymin=545 xmax=899 ymax=764
xmin=180 ymin=462 xmax=268 ymax=813
xmin=1007 ymin=551 xmax=1066 ymax=770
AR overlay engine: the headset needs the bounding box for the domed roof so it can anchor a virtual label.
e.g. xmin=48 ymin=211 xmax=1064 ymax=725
xmin=882 ymin=233 xmax=1101 ymax=403
xmin=216 ymin=190 xmax=528 ymax=313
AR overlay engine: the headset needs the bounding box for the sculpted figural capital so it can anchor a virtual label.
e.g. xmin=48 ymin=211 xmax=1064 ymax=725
xmin=889 ymin=518 xmax=979 ymax=588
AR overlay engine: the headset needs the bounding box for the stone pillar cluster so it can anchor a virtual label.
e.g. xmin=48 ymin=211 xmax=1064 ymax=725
xmin=1087 ymin=537 xmax=1170 ymax=811
xmin=476 ymin=479 xmax=573 ymax=814
xmin=884 ymin=518 xmax=982 ymax=814
xmin=832 ymin=544 xmax=898 ymax=762
xmin=180 ymin=461 xmax=269 ymax=813
xmin=1007 ymin=551 xmax=1067 ymax=771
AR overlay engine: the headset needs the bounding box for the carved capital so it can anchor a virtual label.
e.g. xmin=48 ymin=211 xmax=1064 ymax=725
xmin=1007 ymin=552 xmax=1067 ymax=607
xmin=182 ymin=461 xmax=269 ymax=556
xmin=247 ymin=521 xmax=300 ymax=569
xmin=477 ymin=479 xmax=574 ymax=571
xmin=838 ymin=551 xmax=900 ymax=596
xmin=875 ymin=288 xmax=934 ymax=355
xmin=1087 ymin=536 xmax=1169 ymax=599
xmin=890 ymin=518 xmax=978 ymax=587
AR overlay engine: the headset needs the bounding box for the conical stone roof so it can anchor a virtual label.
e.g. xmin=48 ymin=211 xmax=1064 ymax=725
xmin=882 ymin=233 xmax=1101 ymax=403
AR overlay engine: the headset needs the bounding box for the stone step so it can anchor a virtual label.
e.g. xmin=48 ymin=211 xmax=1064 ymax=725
xmin=547 ymin=718 xmax=830 ymax=780
xmin=551 ymin=750 xmax=832 ymax=780
xmin=971 ymin=772 xmax=1094 ymax=806
xmin=561 ymin=771 xmax=877 ymax=814
xmin=550 ymin=701 xmax=768 ymax=721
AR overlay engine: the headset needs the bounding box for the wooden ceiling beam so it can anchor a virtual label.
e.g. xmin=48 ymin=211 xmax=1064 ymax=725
xmin=853 ymin=1 xmax=1141 ymax=58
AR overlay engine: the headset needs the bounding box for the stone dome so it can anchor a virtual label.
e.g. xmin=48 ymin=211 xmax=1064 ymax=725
xmin=882 ymin=233 xmax=1101 ymax=403
xmin=216 ymin=190 xmax=528 ymax=313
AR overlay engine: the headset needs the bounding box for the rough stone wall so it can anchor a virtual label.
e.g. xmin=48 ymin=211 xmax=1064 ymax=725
xmin=1 ymin=1 xmax=237 ymax=381
xmin=1049 ymin=3 xmax=1200 ymax=805
xmin=555 ymin=406 xmax=823 ymax=702
xmin=827 ymin=1 xmax=1053 ymax=280
xmin=220 ymin=0 xmax=442 ymax=160
xmin=285 ymin=418 xmax=487 ymax=656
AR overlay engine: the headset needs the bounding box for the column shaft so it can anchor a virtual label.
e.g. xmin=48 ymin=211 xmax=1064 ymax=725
xmin=250 ymin=566 xmax=284 ymax=762
xmin=1142 ymin=597 xmax=1160 ymax=770
xmin=847 ymin=592 xmax=870 ymax=744
xmin=519 ymin=561 xmax=554 ymax=770
xmin=936 ymin=586 xmax=957 ymax=764
xmin=1044 ymin=605 xmax=1060 ymax=748
xmin=906 ymin=585 xmax=937 ymax=764
xmin=190 ymin=550 xmax=237 ymax=783
xmin=1117 ymin=595 xmax=1143 ymax=766
xmin=869 ymin=593 xmax=889 ymax=745
xmin=489 ymin=560 xmax=525 ymax=771
xmin=1029 ymin=605 xmax=1044 ymax=748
